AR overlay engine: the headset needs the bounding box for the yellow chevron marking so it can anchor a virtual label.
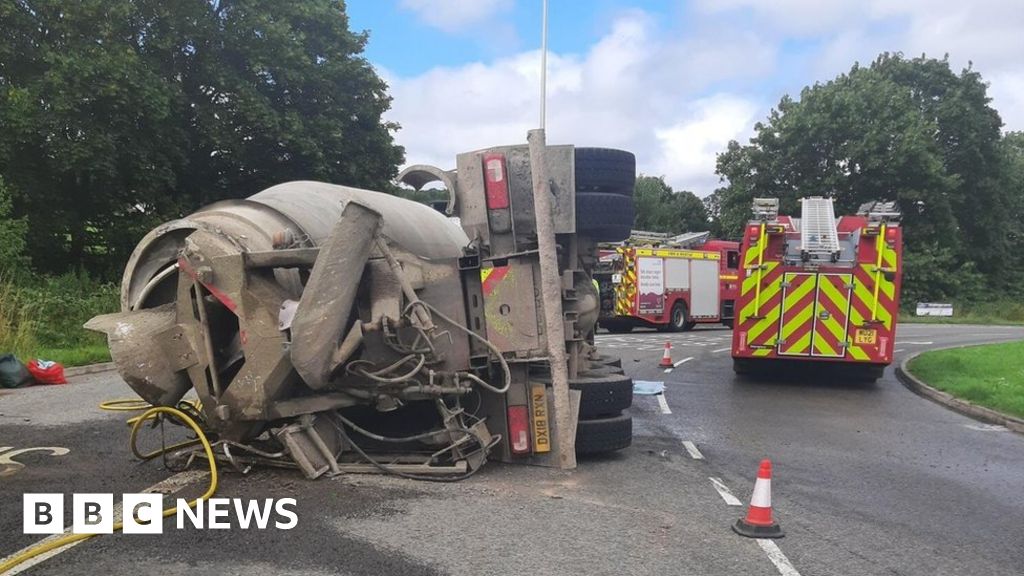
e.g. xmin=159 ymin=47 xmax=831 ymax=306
xmin=813 ymin=336 xmax=837 ymax=357
xmin=740 ymin=263 xmax=780 ymax=320
xmin=817 ymin=275 xmax=852 ymax=343
xmin=781 ymin=301 xmax=814 ymax=341
xmin=747 ymin=304 xmax=782 ymax=344
xmin=848 ymin=345 xmax=870 ymax=360
xmin=783 ymin=331 xmax=813 ymax=355
xmin=853 ymin=274 xmax=892 ymax=328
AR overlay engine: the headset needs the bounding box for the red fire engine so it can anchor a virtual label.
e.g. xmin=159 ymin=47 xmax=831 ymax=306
xmin=731 ymin=198 xmax=903 ymax=379
xmin=595 ymin=231 xmax=740 ymax=333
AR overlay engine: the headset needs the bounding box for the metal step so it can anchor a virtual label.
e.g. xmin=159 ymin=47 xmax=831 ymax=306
xmin=800 ymin=197 xmax=840 ymax=255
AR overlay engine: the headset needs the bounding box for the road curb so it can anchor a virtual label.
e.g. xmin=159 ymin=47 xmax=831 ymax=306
xmin=65 ymin=362 xmax=116 ymax=377
xmin=896 ymin=346 xmax=1024 ymax=435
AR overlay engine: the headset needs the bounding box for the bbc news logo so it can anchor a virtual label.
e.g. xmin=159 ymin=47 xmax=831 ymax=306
xmin=24 ymin=494 xmax=298 ymax=534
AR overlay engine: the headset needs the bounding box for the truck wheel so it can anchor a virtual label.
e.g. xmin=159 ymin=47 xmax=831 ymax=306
xmin=590 ymin=353 xmax=622 ymax=368
xmin=580 ymin=363 xmax=626 ymax=377
xmin=576 ymin=192 xmax=634 ymax=242
xmin=602 ymin=321 xmax=633 ymax=334
xmin=666 ymin=302 xmax=688 ymax=332
xmin=533 ymin=372 xmax=633 ymax=418
xmin=575 ymin=148 xmax=636 ymax=195
xmin=683 ymin=320 xmax=697 ymax=331
xmin=576 ymin=414 xmax=632 ymax=454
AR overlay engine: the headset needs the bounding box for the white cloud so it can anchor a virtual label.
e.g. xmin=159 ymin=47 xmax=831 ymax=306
xmin=399 ymin=0 xmax=513 ymax=33
xmin=385 ymin=10 xmax=774 ymax=196
xmin=697 ymin=0 xmax=1024 ymax=131
xmin=653 ymin=96 xmax=761 ymax=193
xmin=383 ymin=1 xmax=1024 ymax=199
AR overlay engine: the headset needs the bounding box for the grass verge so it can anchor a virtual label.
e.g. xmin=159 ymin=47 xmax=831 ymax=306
xmin=908 ymin=341 xmax=1024 ymax=419
xmin=0 ymin=273 xmax=117 ymax=368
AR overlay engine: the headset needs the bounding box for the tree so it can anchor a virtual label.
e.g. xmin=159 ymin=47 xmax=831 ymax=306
xmin=709 ymin=53 xmax=1012 ymax=303
xmin=0 ymin=0 xmax=403 ymax=277
xmin=0 ymin=177 xmax=28 ymax=275
xmin=634 ymin=175 xmax=710 ymax=234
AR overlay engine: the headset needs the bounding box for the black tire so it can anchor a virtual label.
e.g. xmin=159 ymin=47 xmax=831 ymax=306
xmin=576 ymin=414 xmax=632 ymax=454
xmin=722 ymin=319 xmax=734 ymax=329
xmin=851 ymin=365 xmax=885 ymax=382
xmin=576 ymin=192 xmax=634 ymax=242
xmin=592 ymin=354 xmax=622 ymax=368
xmin=580 ymin=363 xmax=626 ymax=377
xmin=683 ymin=320 xmax=697 ymax=331
xmin=533 ymin=372 xmax=633 ymax=418
xmin=733 ymin=358 xmax=753 ymax=375
xmin=667 ymin=302 xmax=688 ymax=332
xmin=602 ymin=322 xmax=633 ymax=334
xmin=575 ymin=148 xmax=636 ymax=195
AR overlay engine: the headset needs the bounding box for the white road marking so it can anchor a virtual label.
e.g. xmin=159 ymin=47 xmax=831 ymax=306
xmin=757 ymin=539 xmax=802 ymax=576
xmin=712 ymin=347 xmax=731 ymax=353
xmin=673 ymin=356 xmax=694 ymax=368
xmin=0 ymin=446 xmax=70 ymax=478
xmin=896 ymin=341 xmax=933 ymax=345
xmin=893 ymin=348 xmax=904 ymax=353
xmin=656 ymin=393 xmax=672 ymax=414
xmin=681 ymin=441 xmax=704 ymax=460
xmin=709 ymin=477 xmax=743 ymax=506
xmin=2 ymin=470 xmax=209 ymax=575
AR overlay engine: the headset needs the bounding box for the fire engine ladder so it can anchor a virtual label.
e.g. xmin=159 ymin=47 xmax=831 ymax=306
xmin=857 ymin=201 xmax=901 ymax=321
xmin=749 ymin=198 xmax=780 ymax=317
xmin=799 ymin=197 xmax=840 ymax=258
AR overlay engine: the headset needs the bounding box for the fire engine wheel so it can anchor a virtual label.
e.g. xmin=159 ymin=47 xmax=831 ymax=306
xmin=664 ymin=302 xmax=689 ymax=332
xmin=575 ymin=192 xmax=635 ymax=242
xmin=575 ymin=147 xmax=636 ymax=195
xmin=576 ymin=413 xmax=633 ymax=455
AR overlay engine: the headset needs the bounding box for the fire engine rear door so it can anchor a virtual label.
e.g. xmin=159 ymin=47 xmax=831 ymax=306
xmin=810 ymin=273 xmax=853 ymax=358
xmin=777 ymin=273 xmax=817 ymax=356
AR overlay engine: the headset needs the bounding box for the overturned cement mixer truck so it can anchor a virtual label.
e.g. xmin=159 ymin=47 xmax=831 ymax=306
xmin=86 ymin=145 xmax=638 ymax=479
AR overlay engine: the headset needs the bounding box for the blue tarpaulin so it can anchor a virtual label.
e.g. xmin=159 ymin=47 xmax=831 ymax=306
xmin=633 ymin=380 xmax=665 ymax=395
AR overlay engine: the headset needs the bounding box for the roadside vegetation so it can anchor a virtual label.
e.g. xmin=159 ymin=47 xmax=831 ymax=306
xmin=909 ymin=341 xmax=1024 ymax=419
xmin=2 ymin=2 xmax=1024 ymax=365
xmin=899 ymin=301 xmax=1024 ymax=325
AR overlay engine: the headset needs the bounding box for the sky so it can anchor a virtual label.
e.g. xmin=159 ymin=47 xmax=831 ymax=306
xmin=347 ymin=0 xmax=1024 ymax=196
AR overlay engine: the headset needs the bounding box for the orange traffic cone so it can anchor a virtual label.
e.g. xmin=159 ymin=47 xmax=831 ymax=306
xmin=732 ymin=459 xmax=784 ymax=538
xmin=659 ymin=341 xmax=673 ymax=367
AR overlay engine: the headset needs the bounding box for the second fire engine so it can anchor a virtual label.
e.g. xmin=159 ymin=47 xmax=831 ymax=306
xmin=731 ymin=197 xmax=903 ymax=379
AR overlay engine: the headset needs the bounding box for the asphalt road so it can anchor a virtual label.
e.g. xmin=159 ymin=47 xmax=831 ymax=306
xmin=1 ymin=323 xmax=1023 ymax=575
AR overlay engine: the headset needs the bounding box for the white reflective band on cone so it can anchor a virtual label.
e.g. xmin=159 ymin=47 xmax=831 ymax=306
xmin=750 ymin=477 xmax=772 ymax=507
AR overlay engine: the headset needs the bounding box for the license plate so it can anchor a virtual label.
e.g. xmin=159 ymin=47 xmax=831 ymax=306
xmin=530 ymin=385 xmax=551 ymax=453
xmin=855 ymin=328 xmax=877 ymax=345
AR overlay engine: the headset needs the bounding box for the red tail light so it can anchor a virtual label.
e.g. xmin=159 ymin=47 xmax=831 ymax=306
xmin=507 ymin=405 xmax=530 ymax=454
xmin=483 ymin=153 xmax=510 ymax=210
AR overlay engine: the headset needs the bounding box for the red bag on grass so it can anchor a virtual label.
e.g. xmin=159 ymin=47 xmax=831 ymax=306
xmin=26 ymin=359 xmax=67 ymax=385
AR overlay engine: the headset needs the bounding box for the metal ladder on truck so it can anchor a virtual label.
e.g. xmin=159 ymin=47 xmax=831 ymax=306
xmin=800 ymin=197 xmax=840 ymax=263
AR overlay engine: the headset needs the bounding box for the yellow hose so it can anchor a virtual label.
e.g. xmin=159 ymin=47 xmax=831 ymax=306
xmin=0 ymin=406 xmax=218 ymax=574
